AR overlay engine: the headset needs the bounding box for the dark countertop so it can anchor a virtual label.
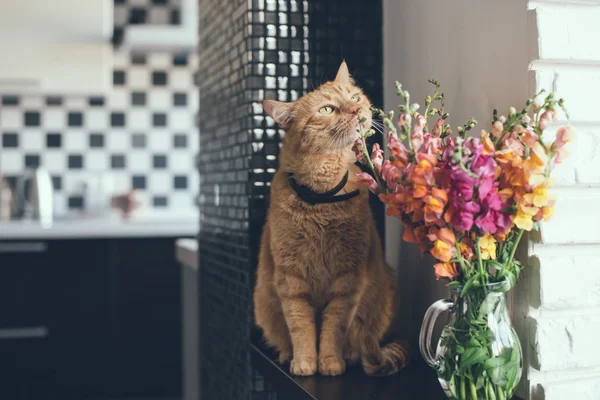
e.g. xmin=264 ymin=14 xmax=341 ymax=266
xmin=251 ymin=343 xmax=448 ymax=400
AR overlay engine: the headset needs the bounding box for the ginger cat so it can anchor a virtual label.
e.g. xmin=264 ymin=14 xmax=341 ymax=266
xmin=253 ymin=61 xmax=407 ymax=377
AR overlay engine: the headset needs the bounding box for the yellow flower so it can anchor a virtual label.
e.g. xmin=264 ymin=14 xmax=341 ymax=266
xmin=431 ymin=239 xmax=454 ymax=262
xmin=532 ymin=186 xmax=549 ymax=208
xmin=478 ymin=234 xmax=497 ymax=260
xmin=513 ymin=210 xmax=534 ymax=231
xmin=481 ymin=130 xmax=495 ymax=155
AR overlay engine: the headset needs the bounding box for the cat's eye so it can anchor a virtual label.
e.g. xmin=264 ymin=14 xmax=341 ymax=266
xmin=319 ymin=106 xmax=334 ymax=114
xmin=351 ymin=95 xmax=360 ymax=102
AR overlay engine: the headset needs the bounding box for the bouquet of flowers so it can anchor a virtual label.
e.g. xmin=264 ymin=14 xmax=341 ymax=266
xmin=355 ymin=80 xmax=572 ymax=400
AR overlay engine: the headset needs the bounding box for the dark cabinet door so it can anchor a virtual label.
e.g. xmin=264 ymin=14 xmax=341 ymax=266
xmin=0 ymin=241 xmax=55 ymax=400
xmin=46 ymin=239 xmax=112 ymax=400
xmin=109 ymin=238 xmax=182 ymax=398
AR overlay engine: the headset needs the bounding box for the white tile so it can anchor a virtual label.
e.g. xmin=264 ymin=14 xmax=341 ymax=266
xmin=114 ymin=5 xmax=129 ymax=26
xmin=169 ymin=109 xmax=194 ymax=130
xmin=86 ymin=151 xmax=109 ymax=171
xmin=148 ymin=89 xmax=171 ymax=109
xmin=43 ymin=109 xmax=66 ymax=130
xmin=52 ymin=193 xmax=67 ymax=217
xmin=132 ymin=191 xmax=149 ymax=210
xmin=63 ymin=130 xmax=88 ymax=151
xmin=111 ymin=172 xmax=130 ymax=192
xmin=21 ymin=130 xmax=44 ymax=151
xmin=106 ymin=131 xmax=129 ymax=151
xmin=64 ymin=172 xmax=89 ymax=193
xmin=129 ymin=0 xmax=149 ymax=6
xmin=188 ymin=54 xmax=199 ymax=70
xmin=128 ymin=151 xmax=152 ymax=172
xmin=0 ymin=109 xmax=21 ymax=130
xmin=112 ymin=51 xmax=129 ymax=69
xmin=148 ymin=53 xmax=171 ymax=68
xmin=169 ymin=69 xmax=193 ymax=90
xmin=170 ymin=192 xmax=194 ymax=209
xmin=149 ymin=8 xmax=169 ymax=24
xmin=148 ymin=130 xmax=171 ymax=150
xmin=129 ymin=67 xmax=150 ymax=89
xmin=20 ymin=96 xmax=44 ymax=108
xmin=1 ymin=153 xmax=23 ymax=173
xmin=64 ymin=97 xmax=87 ymax=109
xmin=189 ymin=130 xmax=199 ymax=152
xmin=43 ymin=151 xmax=66 ymax=173
xmin=169 ymin=150 xmax=194 ymax=172
xmin=188 ymin=90 xmax=199 ymax=112
xmin=128 ymin=109 xmax=151 ymax=130
xmin=108 ymin=88 xmax=129 ymax=109
xmin=86 ymin=109 xmax=108 ymax=130
xmin=148 ymin=171 xmax=171 ymax=192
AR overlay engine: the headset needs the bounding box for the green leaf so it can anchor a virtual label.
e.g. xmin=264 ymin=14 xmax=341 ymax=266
xmin=449 ymin=374 xmax=458 ymax=399
xmin=460 ymin=347 xmax=488 ymax=369
xmin=505 ymin=362 xmax=519 ymax=391
xmin=460 ymin=273 xmax=480 ymax=297
xmin=484 ymin=356 xmax=509 ymax=369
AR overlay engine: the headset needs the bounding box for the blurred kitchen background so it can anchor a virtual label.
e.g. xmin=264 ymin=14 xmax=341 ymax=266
xmin=0 ymin=0 xmax=200 ymax=399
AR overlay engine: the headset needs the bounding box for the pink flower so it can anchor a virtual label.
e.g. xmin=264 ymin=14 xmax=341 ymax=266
xmin=539 ymin=110 xmax=555 ymax=130
xmin=432 ymin=119 xmax=445 ymax=136
xmin=492 ymin=121 xmax=504 ymax=138
xmin=450 ymin=181 xmax=474 ymax=201
xmin=380 ymin=160 xmax=399 ymax=191
xmin=423 ymin=132 xmax=442 ymax=155
xmin=411 ymin=114 xmax=426 ymax=151
xmin=371 ymin=143 xmax=384 ymax=173
xmin=352 ymin=139 xmax=365 ymax=163
xmin=398 ymin=113 xmax=411 ymax=127
xmin=388 ymin=131 xmax=409 ymax=168
xmin=553 ymin=126 xmax=573 ymax=150
xmin=520 ymin=129 xmax=538 ymax=148
xmin=452 ymin=209 xmax=476 ymax=231
xmin=356 ymin=172 xmax=378 ymax=194
xmin=555 ymin=147 xmax=570 ymax=164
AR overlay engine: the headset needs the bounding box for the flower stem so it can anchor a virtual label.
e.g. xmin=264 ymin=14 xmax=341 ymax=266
xmin=506 ymin=229 xmax=525 ymax=267
xmin=357 ymin=111 xmax=384 ymax=191
xmin=475 ymin=236 xmax=488 ymax=290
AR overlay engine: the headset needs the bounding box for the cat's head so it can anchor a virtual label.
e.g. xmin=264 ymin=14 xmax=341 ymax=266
xmin=263 ymin=61 xmax=372 ymax=154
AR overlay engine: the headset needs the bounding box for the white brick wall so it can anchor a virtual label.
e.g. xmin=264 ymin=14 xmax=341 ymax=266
xmin=527 ymin=0 xmax=600 ymax=397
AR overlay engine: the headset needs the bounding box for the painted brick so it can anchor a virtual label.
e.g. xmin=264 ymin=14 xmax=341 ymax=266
xmin=547 ymin=125 xmax=600 ymax=186
xmin=531 ymin=315 xmax=600 ymax=370
xmin=535 ymin=4 xmax=600 ymax=60
xmin=532 ymin=376 xmax=600 ymax=400
xmin=529 ymin=250 xmax=600 ymax=309
xmin=536 ymin=69 xmax=600 ymax=122
xmin=538 ymin=189 xmax=600 ymax=244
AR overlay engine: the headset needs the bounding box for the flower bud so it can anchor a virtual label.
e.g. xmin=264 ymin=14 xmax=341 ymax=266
xmin=411 ymin=103 xmax=420 ymax=112
xmin=492 ymin=121 xmax=503 ymax=137
xmin=499 ymin=115 xmax=507 ymax=124
xmin=523 ymin=115 xmax=531 ymax=124
xmin=509 ymin=107 xmax=516 ymax=116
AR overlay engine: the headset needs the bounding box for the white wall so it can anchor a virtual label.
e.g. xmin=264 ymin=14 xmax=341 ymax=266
xmin=384 ymin=1 xmax=600 ymax=398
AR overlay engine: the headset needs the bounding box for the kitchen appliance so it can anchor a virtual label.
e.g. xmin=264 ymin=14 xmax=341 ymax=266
xmin=13 ymin=168 xmax=53 ymax=225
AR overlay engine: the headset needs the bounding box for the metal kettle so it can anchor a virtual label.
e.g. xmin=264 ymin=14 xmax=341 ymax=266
xmin=13 ymin=168 xmax=54 ymax=225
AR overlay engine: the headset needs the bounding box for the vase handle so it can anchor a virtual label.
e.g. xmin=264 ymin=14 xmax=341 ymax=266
xmin=419 ymin=298 xmax=454 ymax=369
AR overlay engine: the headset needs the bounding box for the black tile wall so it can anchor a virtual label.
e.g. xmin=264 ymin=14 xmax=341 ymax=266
xmin=198 ymin=0 xmax=383 ymax=398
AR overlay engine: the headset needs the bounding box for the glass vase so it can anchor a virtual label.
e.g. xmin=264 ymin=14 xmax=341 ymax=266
xmin=419 ymin=280 xmax=523 ymax=400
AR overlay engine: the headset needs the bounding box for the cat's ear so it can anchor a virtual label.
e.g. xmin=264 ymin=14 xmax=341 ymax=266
xmin=334 ymin=60 xmax=353 ymax=85
xmin=263 ymin=100 xmax=293 ymax=129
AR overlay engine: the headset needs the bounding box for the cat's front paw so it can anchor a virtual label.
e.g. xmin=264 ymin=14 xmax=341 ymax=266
xmin=290 ymin=357 xmax=317 ymax=376
xmin=318 ymin=356 xmax=346 ymax=376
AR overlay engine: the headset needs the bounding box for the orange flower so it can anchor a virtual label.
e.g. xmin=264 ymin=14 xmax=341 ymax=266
xmin=413 ymin=183 xmax=428 ymax=198
xmin=481 ymin=130 xmax=495 ymax=155
xmin=429 ymin=227 xmax=456 ymax=262
xmin=423 ymin=188 xmax=448 ymax=224
xmin=434 ymin=262 xmax=458 ymax=280
xmin=458 ymin=238 xmax=475 ymax=260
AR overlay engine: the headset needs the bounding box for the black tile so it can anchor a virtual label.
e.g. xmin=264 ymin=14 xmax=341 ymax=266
xmin=112 ymin=28 xmax=124 ymax=47
xmin=152 ymin=71 xmax=167 ymax=86
xmin=113 ymin=70 xmax=126 ymax=85
xmin=1 ymin=95 xmax=19 ymax=106
xmin=68 ymin=112 xmax=84 ymax=127
xmin=152 ymin=113 xmax=167 ymax=127
xmin=46 ymin=133 xmax=62 ymax=148
xmin=68 ymin=155 xmax=83 ymax=169
xmin=152 ymin=0 xmax=168 ymax=4
xmin=114 ymin=0 xmax=125 ymax=4
xmin=129 ymin=7 xmax=147 ymax=24
xmin=153 ymin=154 xmax=167 ymax=169
xmin=153 ymin=196 xmax=168 ymax=207
xmin=24 ymin=154 xmax=40 ymax=168
xmin=111 ymin=154 xmax=126 ymax=169
xmin=173 ymin=53 xmax=188 ymax=66
xmin=51 ymin=176 xmax=62 ymax=191
xmin=132 ymin=175 xmax=147 ymax=189
xmin=46 ymin=96 xmax=63 ymax=106
xmin=2 ymin=133 xmax=18 ymax=148
xmin=131 ymin=92 xmax=146 ymax=106
xmin=170 ymin=9 xmax=181 ymax=25
xmin=132 ymin=134 xmax=146 ymax=148
xmin=89 ymin=133 xmax=105 ymax=148
xmin=111 ymin=113 xmax=126 ymax=127
xmin=131 ymin=54 xmax=147 ymax=65
xmin=24 ymin=112 xmax=41 ymax=127
xmin=88 ymin=96 xmax=105 ymax=106
xmin=68 ymin=196 xmax=85 ymax=210
xmin=173 ymin=92 xmax=187 ymax=106
xmin=173 ymin=134 xmax=187 ymax=148
xmin=174 ymin=175 xmax=188 ymax=189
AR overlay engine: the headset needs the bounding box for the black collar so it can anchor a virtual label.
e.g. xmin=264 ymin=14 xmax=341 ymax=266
xmin=287 ymin=171 xmax=360 ymax=205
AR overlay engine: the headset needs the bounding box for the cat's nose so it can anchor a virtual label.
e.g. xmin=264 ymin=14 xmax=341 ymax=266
xmin=349 ymin=105 xmax=360 ymax=115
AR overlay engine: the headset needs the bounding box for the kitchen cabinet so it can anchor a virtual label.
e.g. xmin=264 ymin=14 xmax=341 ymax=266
xmin=0 ymin=237 xmax=183 ymax=400
xmin=0 ymin=0 xmax=112 ymax=94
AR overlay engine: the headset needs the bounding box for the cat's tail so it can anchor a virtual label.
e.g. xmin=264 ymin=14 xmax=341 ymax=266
xmin=361 ymin=338 xmax=409 ymax=376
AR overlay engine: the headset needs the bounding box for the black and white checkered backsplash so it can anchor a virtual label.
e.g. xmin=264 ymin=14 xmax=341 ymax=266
xmin=113 ymin=0 xmax=182 ymax=46
xmin=0 ymin=51 xmax=199 ymax=215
